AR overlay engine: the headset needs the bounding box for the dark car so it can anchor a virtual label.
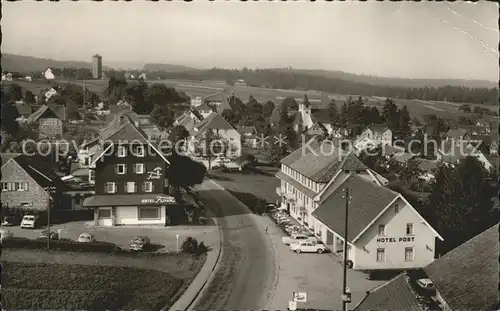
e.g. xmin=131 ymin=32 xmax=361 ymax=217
xmin=38 ymin=230 xmax=59 ymax=240
xmin=129 ymin=236 xmax=151 ymax=251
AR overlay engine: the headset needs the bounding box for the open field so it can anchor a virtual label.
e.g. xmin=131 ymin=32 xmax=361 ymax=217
xmin=1 ymin=251 xmax=205 ymax=310
xmin=208 ymin=168 xmax=280 ymax=204
xmin=4 ymin=78 xmax=497 ymax=122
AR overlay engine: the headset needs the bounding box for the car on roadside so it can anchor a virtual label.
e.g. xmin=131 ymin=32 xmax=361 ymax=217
xmin=0 ymin=229 xmax=14 ymax=241
xmin=77 ymin=233 xmax=96 ymax=243
xmin=129 ymin=236 xmax=151 ymax=251
xmin=20 ymin=215 xmax=39 ymax=229
xmin=282 ymin=233 xmax=312 ymax=245
xmin=416 ymin=278 xmax=436 ymax=294
xmin=37 ymin=230 xmax=59 ymax=240
xmin=290 ymin=241 xmax=326 ymax=254
xmin=2 ymin=216 xmax=15 ymax=226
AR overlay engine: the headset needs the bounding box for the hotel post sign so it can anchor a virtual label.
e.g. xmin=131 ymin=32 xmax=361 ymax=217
xmin=376 ymin=236 xmax=415 ymax=243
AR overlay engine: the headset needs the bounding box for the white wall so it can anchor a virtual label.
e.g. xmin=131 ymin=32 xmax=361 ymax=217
xmin=115 ymin=206 xmax=166 ymax=226
xmin=352 ymin=197 xmax=437 ymax=270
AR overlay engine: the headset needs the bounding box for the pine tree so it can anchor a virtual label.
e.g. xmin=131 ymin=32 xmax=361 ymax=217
xmin=328 ymin=99 xmax=339 ymax=124
xmin=399 ymin=105 xmax=411 ymax=136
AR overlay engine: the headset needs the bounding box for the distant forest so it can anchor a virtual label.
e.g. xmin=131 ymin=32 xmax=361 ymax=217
xmin=111 ymin=68 xmax=499 ymax=106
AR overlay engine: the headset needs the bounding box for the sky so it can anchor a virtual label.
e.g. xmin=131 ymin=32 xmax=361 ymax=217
xmin=2 ymin=1 xmax=499 ymax=81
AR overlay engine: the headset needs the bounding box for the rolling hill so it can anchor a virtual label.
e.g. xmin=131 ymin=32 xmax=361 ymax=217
xmin=273 ymin=68 xmax=497 ymax=89
xmin=1 ymin=53 xmax=113 ymax=73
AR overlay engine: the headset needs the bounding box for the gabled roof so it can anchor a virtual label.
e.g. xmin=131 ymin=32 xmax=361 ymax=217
xmin=4 ymin=155 xmax=66 ymax=191
xmin=190 ymin=109 xmax=204 ymax=121
xmin=281 ymin=140 xmax=367 ymax=183
xmin=439 ymin=141 xmax=483 ymax=163
xmin=91 ymin=118 xmax=169 ymax=165
xmin=424 ymin=224 xmax=499 ymax=311
xmin=192 ymin=112 xmax=236 ymax=137
xmin=28 ymin=105 xmax=63 ymax=122
xmin=353 ymin=273 xmax=424 ymax=311
xmin=312 ymin=174 xmax=399 ymax=243
xmin=366 ymin=124 xmax=389 ymax=134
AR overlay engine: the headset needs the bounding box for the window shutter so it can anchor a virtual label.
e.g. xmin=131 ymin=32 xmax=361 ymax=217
xmin=151 ymin=182 xmax=155 ymax=192
xmin=115 ymin=165 xmax=118 ymax=174
xmin=141 ymin=182 xmax=145 ymax=192
xmin=132 ymin=164 xmax=136 ymax=173
xmin=135 ymin=183 xmax=138 ymax=193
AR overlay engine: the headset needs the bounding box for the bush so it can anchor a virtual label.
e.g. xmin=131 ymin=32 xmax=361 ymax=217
xmin=2 ymin=237 xmax=121 ymax=253
xmin=181 ymin=237 xmax=208 ymax=255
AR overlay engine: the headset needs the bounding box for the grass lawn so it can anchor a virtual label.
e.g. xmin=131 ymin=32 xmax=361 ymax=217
xmin=1 ymin=253 xmax=206 ymax=310
xmin=208 ymin=167 xmax=280 ymax=204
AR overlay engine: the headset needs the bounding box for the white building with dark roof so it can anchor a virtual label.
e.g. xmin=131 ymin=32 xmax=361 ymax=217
xmin=354 ymin=124 xmax=393 ymax=151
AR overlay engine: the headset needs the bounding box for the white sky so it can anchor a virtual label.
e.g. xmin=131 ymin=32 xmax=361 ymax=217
xmin=2 ymin=1 xmax=498 ymax=81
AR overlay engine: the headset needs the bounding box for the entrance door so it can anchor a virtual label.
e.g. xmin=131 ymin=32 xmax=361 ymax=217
xmin=326 ymin=231 xmax=334 ymax=246
xmin=97 ymin=208 xmax=112 ymax=226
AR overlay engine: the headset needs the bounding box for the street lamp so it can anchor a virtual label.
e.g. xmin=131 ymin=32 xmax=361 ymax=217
xmin=176 ymin=234 xmax=180 ymax=253
xmin=44 ymin=186 xmax=56 ymax=250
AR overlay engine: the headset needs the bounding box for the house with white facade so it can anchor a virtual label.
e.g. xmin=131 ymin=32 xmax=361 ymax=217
xmin=2 ymin=72 xmax=13 ymax=81
xmin=312 ymin=173 xmax=442 ymax=273
xmin=44 ymin=68 xmax=55 ymax=80
xmin=437 ymin=141 xmax=493 ymax=171
xmin=188 ymin=112 xmax=241 ymax=160
xmin=276 ymin=139 xmax=388 ymax=228
xmin=190 ymin=96 xmax=203 ymax=108
xmin=194 ymin=103 xmax=215 ymax=119
xmin=354 ymin=125 xmax=393 ymax=151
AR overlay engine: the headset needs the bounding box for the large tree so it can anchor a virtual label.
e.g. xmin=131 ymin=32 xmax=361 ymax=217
xmin=327 ymin=99 xmax=339 ymax=124
xmin=166 ymin=153 xmax=206 ymax=193
xmin=169 ymin=125 xmax=190 ymax=153
xmin=150 ymin=105 xmax=174 ymax=131
xmin=424 ymin=157 xmax=496 ymax=255
xmin=262 ymin=100 xmax=275 ymax=117
xmin=1 ymin=102 xmax=20 ymax=134
xmin=382 ymin=98 xmax=400 ymax=132
xmin=398 ymin=105 xmax=411 ymax=136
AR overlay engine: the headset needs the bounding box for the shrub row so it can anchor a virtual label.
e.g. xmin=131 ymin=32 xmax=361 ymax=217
xmin=227 ymin=190 xmax=268 ymax=215
xmin=2 ymin=238 xmax=120 ymax=253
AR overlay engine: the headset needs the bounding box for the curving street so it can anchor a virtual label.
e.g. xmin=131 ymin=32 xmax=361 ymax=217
xmin=193 ymin=179 xmax=278 ymax=310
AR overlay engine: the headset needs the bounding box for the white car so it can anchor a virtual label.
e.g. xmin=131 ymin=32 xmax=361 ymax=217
xmin=282 ymin=234 xmax=313 ymax=245
xmin=416 ymin=278 xmax=436 ymax=292
xmin=290 ymin=241 xmax=326 ymax=254
xmin=77 ymin=233 xmax=96 ymax=243
xmin=20 ymin=215 xmax=39 ymax=229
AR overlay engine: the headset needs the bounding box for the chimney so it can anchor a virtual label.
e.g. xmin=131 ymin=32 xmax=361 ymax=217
xmin=119 ymin=115 xmax=126 ymax=124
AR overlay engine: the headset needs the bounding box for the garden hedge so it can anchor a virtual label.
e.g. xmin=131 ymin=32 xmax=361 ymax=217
xmin=2 ymin=238 xmax=120 ymax=253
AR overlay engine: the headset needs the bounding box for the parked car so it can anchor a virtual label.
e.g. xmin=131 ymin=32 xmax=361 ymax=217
xmin=0 ymin=229 xmax=14 ymax=241
xmin=20 ymin=215 xmax=39 ymax=229
xmin=290 ymin=241 xmax=326 ymax=254
xmin=282 ymin=233 xmax=312 ymax=245
xmin=416 ymin=278 xmax=436 ymax=294
xmin=2 ymin=216 xmax=15 ymax=226
xmin=77 ymin=233 xmax=96 ymax=243
xmin=38 ymin=230 xmax=59 ymax=240
xmin=129 ymin=236 xmax=151 ymax=251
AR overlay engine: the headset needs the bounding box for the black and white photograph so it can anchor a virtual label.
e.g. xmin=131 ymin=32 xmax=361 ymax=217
xmin=0 ymin=1 xmax=498 ymax=310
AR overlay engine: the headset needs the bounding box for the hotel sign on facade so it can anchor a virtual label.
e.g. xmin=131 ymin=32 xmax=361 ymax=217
xmin=141 ymin=195 xmax=175 ymax=205
xmin=376 ymin=236 xmax=415 ymax=243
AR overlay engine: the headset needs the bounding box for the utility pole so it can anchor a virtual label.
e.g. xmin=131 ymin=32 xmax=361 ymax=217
xmin=342 ymin=187 xmax=352 ymax=311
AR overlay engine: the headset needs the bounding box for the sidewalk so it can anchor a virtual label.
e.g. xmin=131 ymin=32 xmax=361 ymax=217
xmin=167 ymin=211 xmax=223 ymax=311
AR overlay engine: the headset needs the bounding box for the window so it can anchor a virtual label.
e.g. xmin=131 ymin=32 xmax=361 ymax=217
xmin=117 ymin=146 xmax=127 ymax=157
xmin=84 ymin=157 xmax=90 ymax=166
xmin=405 ymin=247 xmax=414 ymax=261
xmin=1 ymin=183 xmax=8 ymax=191
xmin=18 ymin=182 xmax=28 ymax=191
xmin=98 ymin=208 xmax=111 ymax=218
xmin=376 ymin=248 xmax=385 ymax=262
xmin=134 ymin=163 xmax=145 ymax=174
xmin=378 ymin=224 xmax=386 ymax=236
xmin=143 ymin=181 xmax=153 ymax=193
xmin=394 ymin=204 xmax=399 ymax=213
xmin=126 ymin=182 xmax=136 ymax=193
xmin=138 ymin=207 xmax=160 ymax=219
xmin=116 ymin=164 xmax=126 ymax=175
xmin=134 ymin=145 xmax=145 ymax=157
xmin=89 ymin=170 xmax=95 ymax=182
xmin=406 ymin=223 xmax=414 ymax=236
xmin=105 ymin=182 xmax=116 ymax=193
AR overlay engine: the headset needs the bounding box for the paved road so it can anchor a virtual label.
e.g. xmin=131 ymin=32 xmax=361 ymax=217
xmin=193 ymin=179 xmax=277 ymax=310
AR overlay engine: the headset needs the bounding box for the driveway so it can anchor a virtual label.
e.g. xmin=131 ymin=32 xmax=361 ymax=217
xmin=262 ymin=216 xmax=385 ymax=310
xmin=2 ymin=221 xmax=219 ymax=253
xmin=192 ymin=179 xmax=277 ymax=310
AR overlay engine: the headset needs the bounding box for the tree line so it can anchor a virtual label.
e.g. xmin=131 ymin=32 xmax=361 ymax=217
xmin=101 ymin=67 xmax=498 ymax=106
